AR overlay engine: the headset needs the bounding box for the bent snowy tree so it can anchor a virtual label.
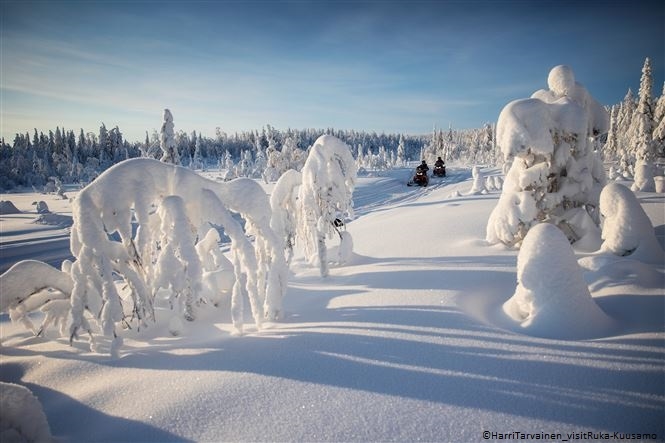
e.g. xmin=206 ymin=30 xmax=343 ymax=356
xmin=486 ymin=65 xmax=609 ymax=247
xmin=67 ymin=158 xmax=287 ymax=353
xmin=296 ymin=135 xmax=357 ymax=277
xmin=0 ymin=260 xmax=73 ymax=336
xmin=598 ymin=182 xmax=664 ymax=264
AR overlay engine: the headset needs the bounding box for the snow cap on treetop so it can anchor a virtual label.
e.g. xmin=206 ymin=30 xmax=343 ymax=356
xmin=163 ymin=108 xmax=173 ymax=122
xmin=547 ymin=65 xmax=576 ymax=97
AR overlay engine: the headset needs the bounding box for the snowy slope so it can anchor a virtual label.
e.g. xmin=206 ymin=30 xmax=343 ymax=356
xmin=1 ymin=167 xmax=664 ymax=442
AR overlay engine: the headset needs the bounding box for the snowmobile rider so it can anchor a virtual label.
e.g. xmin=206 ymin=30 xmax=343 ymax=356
xmin=434 ymin=157 xmax=445 ymax=168
xmin=417 ymin=160 xmax=429 ymax=173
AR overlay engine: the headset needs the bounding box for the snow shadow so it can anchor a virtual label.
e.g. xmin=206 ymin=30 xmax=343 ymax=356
xmin=0 ymin=363 xmax=189 ymax=443
xmin=654 ymin=224 xmax=665 ymax=250
xmin=101 ymin=301 xmax=664 ymax=435
xmin=3 ymin=286 xmax=662 ymax=437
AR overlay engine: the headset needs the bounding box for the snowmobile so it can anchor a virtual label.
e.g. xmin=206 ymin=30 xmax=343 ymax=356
xmin=432 ymin=165 xmax=446 ymax=177
xmin=408 ymin=168 xmax=429 ymax=187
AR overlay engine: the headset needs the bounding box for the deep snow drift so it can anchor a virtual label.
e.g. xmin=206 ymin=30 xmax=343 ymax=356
xmin=0 ymin=166 xmax=663 ymax=442
xmin=502 ymin=223 xmax=614 ymax=339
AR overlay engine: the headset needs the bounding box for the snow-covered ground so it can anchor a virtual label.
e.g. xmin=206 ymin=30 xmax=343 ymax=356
xmin=1 ymin=166 xmax=664 ymax=442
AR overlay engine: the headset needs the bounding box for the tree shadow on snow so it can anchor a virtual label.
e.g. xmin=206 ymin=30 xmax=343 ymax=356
xmin=106 ymin=302 xmax=664 ymax=436
xmin=2 ymin=257 xmax=663 ymax=439
xmin=654 ymin=224 xmax=665 ymax=250
xmin=96 ymin=265 xmax=664 ymax=437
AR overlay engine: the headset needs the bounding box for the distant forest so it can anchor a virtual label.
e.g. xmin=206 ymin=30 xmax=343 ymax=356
xmin=0 ymin=123 xmax=496 ymax=190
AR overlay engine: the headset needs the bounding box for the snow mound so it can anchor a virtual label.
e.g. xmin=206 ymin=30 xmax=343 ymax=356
xmin=0 ymin=382 xmax=52 ymax=443
xmin=0 ymin=200 xmax=21 ymax=214
xmin=502 ymin=223 xmax=614 ymax=339
xmin=33 ymin=213 xmax=73 ymax=227
xmin=599 ymin=182 xmax=664 ymax=264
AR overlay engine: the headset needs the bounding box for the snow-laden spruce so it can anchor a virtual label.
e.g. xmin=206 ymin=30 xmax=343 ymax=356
xmin=631 ymin=58 xmax=657 ymax=192
xmin=66 ymin=158 xmax=288 ymax=352
xmin=296 ymin=135 xmax=357 ymax=277
xmin=159 ymin=109 xmax=179 ymax=164
xmin=264 ymin=136 xmax=307 ymax=182
xmin=502 ymin=223 xmax=614 ymax=339
xmin=486 ymin=65 xmax=609 ymax=247
xmin=598 ymin=182 xmax=664 ymax=264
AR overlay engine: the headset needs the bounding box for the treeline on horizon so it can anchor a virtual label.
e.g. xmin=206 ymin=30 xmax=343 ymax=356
xmin=0 ymin=123 xmax=486 ymax=190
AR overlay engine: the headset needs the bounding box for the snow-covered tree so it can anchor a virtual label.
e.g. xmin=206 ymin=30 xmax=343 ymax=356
xmin=469 ymin=165 xmax=488 ymax=194
xmin=653 ymin=82 xmax=665 ymax=158
xmin=196 ymin=228 xmax=235 ymax=308
xmin=396 ymin=135 xmax=406 ymax=167
xmin=370 ymin=145 xmax=390 ymax=171
xmin=617 ymin=90 xmax=637 ymax=177
xmin=598 ymin=182 xmax=663 ymax=264
xmin=631 ymin=58 xmax=656 ymax=192
xmin=270 ymin=169 xmax=303 ymax=265
xmin=252 ymin=139 xmax=268 ymax=178
xmin=604 ymin=105 xmax=620 ymax=163
xmin=422 ymin=128 xmax=445 ymax=165
xmin=191 ymin=133 xmax=205 ymax=170
xmin=159 ymin=109 xmax=179 ymax=164
xmin=486 ymin=65 xmax=609 ymax=247
xmin=502 ymin=223 xmax=613 ymax=338
xmin=356 ymin=143 xmax=367 ymax=171
xmin=0 ymin=260 xmax=72 ymax=335
xmin=50 ymin=158 xmax=289 ymax=353
xmin=296 ymin=135 xmax=357 ymax=277
xmin=236 ymin=150 xmax=253 ymax=178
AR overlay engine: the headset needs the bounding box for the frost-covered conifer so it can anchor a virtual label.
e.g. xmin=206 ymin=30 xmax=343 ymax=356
xmin=253 ymin=139 xmax=268 ymax=179
xmin=396 ymin=135 xmax=406 ymax=167
xmin=617 ymin=90 xmax=637 ymax=177
xmin=296 ymin=135 xmax=357 ymax=277
xmin=356 ymin=144 xmax=367 ymax=171
xmin=631 ymin=57 xmax=656 ymax=192
xmin=191 ymin=133 xmax=205 ymax=170
xmin=159 ymin=109 xmax=180 ymax=164
xmin=653 ymin=83 xmax=665 ymax=159
xmin=221 ymin=149 xmax=235 ymax=181
xmin=604 ymin=105 xmax=620 ymax=163
xmin=486 ymin=65 xmax=609 ymax=247
xmin=236 ymin=150 xmax=253 ymax=178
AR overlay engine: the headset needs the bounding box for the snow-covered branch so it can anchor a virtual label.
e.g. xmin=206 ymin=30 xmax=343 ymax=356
xmin=64 ymin=158 xmax=287 ymax=352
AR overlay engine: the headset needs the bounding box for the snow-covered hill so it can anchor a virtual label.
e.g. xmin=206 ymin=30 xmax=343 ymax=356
xmin=1 ymin=166 xmax=663 ymax=442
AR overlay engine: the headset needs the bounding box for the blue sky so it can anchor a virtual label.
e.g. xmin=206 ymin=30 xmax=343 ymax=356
xmin=1 ymin=0 xmax=663 ymax=142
